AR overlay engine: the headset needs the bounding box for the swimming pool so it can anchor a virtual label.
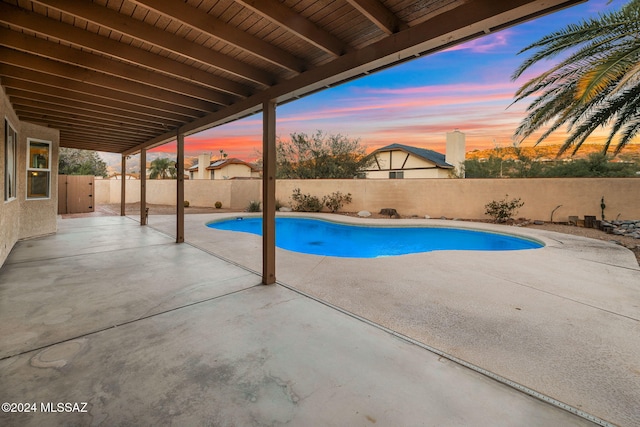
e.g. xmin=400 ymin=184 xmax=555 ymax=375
xmin=207 ymin=217 xmax=543 ymax=258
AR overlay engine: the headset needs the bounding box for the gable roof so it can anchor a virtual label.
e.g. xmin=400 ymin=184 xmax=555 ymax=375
xmin=373 ymin=144 xmax=453 ymax=169
xmin=207 ymin=158 xmax=259 ymax=171
xmin=188 ymin=158 xmax=258 ymax=172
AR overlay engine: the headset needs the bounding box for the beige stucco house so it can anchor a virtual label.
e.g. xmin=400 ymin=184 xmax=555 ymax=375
xmin=365 ymin=131 xmax=466 ymax=179
xmin=1 ymin=85 xmax=60 ymax=266
xmin=188 ymin=153 xmax=260 ymax=180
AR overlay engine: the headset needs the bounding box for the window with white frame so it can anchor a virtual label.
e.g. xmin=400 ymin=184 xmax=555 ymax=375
xmin=26 ymin=139 xmax=51 ymax=199
xmin=4 ymin=119 xmax=17 ymax=201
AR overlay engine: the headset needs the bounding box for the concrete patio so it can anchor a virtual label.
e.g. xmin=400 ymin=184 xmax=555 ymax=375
xmin=0 ymin=215 xmax=637 ymax=426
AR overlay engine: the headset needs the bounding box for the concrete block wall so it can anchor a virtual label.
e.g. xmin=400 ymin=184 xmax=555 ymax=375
xmin=96 ymin=177 xmax=640 ymax=222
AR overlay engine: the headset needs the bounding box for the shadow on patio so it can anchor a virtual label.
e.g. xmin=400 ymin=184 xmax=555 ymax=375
xmin=0 ymin=216 xmax=604 ymax=426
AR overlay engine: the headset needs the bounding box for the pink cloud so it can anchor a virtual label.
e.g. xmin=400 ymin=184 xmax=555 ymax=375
xmin=444 ymin=31 xmax=513 ymax=53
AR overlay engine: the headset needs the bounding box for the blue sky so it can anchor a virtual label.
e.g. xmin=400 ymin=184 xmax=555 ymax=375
xmin=148 ymin=0 xmax=620 ymax=161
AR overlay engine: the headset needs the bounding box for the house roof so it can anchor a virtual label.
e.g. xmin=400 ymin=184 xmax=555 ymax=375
xmin=373 ymin=143 xmax=453 ymax=169
xmin=0 ymin=0 xmax=583 ymax=155
xmin=207 ymin=158 xmax=259 ymax=171
xmin=188 ymin=158 xmax=258 ymax=172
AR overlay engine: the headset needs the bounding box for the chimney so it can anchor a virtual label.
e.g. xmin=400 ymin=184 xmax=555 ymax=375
xmin=445 ymin=130 xmax=466 ymax=178
xmin=197 ymin=153 xmax=210 ymax=180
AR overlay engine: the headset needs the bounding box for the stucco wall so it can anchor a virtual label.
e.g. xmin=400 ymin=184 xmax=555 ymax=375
xmin=1 ymin=90 xmax=20 ymax=264
xmin=95 ymin=178 xmax=261 ymax=210
xmin=215 ymin=164 xmax=253 ymax=180
xmin=96 ymin=177 xmax=640 ymax=222
xmin=19 ymin=124 xmax=59 ymax=240
xmin=1 ymin=84 xmax=59 ymax=266
xmin=366 ymin=168 xmax=450 ymax=179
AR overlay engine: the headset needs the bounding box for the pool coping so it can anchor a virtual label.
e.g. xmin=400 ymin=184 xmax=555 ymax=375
xmin=202 ymin=211 xmax=637 ymax=268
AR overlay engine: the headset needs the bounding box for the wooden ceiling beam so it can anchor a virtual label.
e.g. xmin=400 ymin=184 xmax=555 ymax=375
xmin=11 ymin=99 xmax=170 ymax=132
xmin=6 ymin=93 xmax=182 ymax=129
xmin=0 ymin=29 xmax=234 ymax=106
xmin=0 ymin=2 xmax=251 ymax=97
xmin=15 ymin=107 xmax=162 ymax=137
xmin=234 ymin=0 xmax=348 ymax=57
xmin=20 ymin=124 xmax=155 ymax=150
xmin=0 ymin=48 xmax=221 ymax=112
xmin=59 ymin=137 xmax=140 ymax=152
xmin=2 ymin=79 xmax=194 ymax=124
xmin=0 ymin=67 xmax=205 ymax=119
xmin=130 ymin=0 xmax=306 ymax=73
xmin=31 ymin=0 xmax=275 ymax=86
xmin=61 ymin=143 xmax=128 ymax=152
xmin=18 ymin=115 xmax=158 ymax=139
xmin=345 ymin=0 xmax=408 ymax=34
xmin=59 ymin=131 xmax=146 ymax=144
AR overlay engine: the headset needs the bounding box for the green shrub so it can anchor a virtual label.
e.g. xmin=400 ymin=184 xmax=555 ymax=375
xmin=215 ymin=201 xmax=222 ymax=209
xmin=485 ymin=195 xmax=524 ymax=222
xmin=183 ymin=200 xmax=190 ymax=208
xmin=246 ymin=200 xmax=261 ymax=212
xmin=322 ymin=191 xmax=352 ymax=213
xmin=290 ymin=188 xmax=322 ymax=212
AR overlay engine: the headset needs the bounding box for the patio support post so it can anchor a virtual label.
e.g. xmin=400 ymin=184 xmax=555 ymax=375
xmin=262 ymin=99 xmax=276 ymax=285
xmin=120 ymin=155 xmax=126 ymax=216
xmin=176 ymin=131 xmax=185 ymax=243
xmin=140 ymin=148 xmax=147 ymax=225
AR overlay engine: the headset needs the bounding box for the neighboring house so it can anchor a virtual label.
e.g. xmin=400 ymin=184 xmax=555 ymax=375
xmin=188 ymin=153 xmax=260 ymax=180
xmin=364 ymin=131 xmax=466 ymax=179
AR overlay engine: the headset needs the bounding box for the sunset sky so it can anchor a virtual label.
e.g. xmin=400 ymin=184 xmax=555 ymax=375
xmin=143 ymin=0 xmax=621 ymax=162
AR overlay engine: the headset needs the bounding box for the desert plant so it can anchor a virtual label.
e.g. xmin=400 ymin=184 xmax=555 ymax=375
xmin=215 ymin=201 xmax=222 ymax=209
xmin=246 ymin=200 xmax=261 ymax=212
xmin=183 ymin=200 xmax=190 ymax=208
xmin=485 ymin=195 xmax=524 ymax=223
xmin=290 ymin=188 xmax=322 ymax=212
xmin=322 ymin=191 xmax=352 ymax=213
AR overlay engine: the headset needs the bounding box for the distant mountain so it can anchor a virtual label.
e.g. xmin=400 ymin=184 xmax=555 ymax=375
xmin=100 ymin=152 xmax=199 ymax=175
xmin=466 ymin=144 xmax=640 ymax=161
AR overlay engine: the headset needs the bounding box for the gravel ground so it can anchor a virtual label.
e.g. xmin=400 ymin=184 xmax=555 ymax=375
xmin=525 ymin=222 xmax=640 ymax=265
xmin=88 ymin=203 xmax=640 ymax=266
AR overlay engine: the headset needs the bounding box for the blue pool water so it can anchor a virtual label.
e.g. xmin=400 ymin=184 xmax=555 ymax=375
xmin=207 ymin=217 xmax=543 ymax=258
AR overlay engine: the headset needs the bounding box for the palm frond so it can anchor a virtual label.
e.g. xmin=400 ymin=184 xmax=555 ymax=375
xmin=512 ymin=1 xmax=640 ymax=155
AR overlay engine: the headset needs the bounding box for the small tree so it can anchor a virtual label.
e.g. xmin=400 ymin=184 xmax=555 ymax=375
xmin=59 ymin=148 xmax=108 ymax=177
xmin=275 ymin=131 xmax=375 ymax=179
xmin=485 ymin=195 xmax=524 ymax=223
xmin=148 ymin=158 xmax=177 ymax=179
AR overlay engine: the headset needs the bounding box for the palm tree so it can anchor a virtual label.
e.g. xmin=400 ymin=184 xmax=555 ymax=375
xmin=511 ymin=0 xmax=640 ymax=155
xmin=148 ymin=157 xmax=176 ymax=179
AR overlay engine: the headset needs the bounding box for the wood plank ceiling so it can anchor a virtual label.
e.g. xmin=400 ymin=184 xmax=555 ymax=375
xmin=0 ymin=0 xmax=584 ymax=155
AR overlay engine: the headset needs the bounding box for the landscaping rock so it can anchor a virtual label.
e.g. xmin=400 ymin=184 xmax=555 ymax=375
xmin=595 ymin=219 xmax=640 ymax=237
xmin=279 ymin=207 xmax=292 ymax=212
xmin=424 ymin=215 xmax=431 ymax=219
xmin=533 ymin=220 xmax=545 ymax=225
xmin=357 ymin=210 xmax=371 ymax=218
